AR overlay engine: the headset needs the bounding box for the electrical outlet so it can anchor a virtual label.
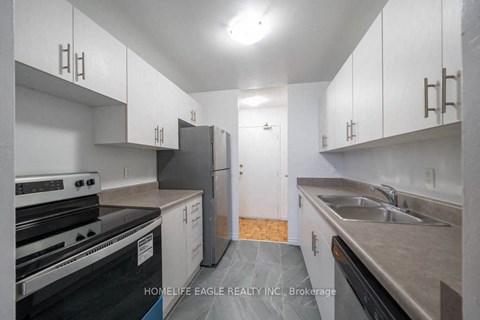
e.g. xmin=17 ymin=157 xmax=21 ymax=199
xmin=124 ymin=166 xmax=131 ymax=179
xmin=425 ymin=168 xmax=435 ymax=189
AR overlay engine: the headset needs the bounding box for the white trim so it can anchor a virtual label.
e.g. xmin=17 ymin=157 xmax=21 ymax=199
xmin=231 ymin=233 xmax=239 ymax=241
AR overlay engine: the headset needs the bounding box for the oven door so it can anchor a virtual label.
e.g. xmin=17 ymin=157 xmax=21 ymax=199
xmin=16 ymin=218 xmax=162 ymax=320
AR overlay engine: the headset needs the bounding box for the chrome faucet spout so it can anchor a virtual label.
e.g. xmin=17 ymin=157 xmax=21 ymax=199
xmin=370 ymin=185 xmax=398 ymax=207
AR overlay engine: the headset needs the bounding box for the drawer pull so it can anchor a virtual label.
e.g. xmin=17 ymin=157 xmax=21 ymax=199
xmin=193 ymin=243 xmax=202 ymax=253
xmin=192 ymin=216 xmax=201 ymax=223
xmin=192 ymin=202 xmax=201 ymax=208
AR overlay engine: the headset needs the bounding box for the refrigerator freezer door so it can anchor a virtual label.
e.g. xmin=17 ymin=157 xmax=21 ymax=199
xmin=211 ymin=169 xmax=231 ymax=264
xmin=212 ymin=127 xmax=229 ymax=171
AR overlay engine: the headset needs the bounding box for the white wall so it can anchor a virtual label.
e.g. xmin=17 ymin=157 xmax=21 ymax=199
xmin=15 ymin=87 xmax=157 ymax=190
xmin=190 ymin=89 xmax=240 ymax=239
xmin=462 ymin=0 xmax=480 ymax=318
xmin=287 ymin=82 xmax=343 ymax=244
xmin=0 ymin=0 xmax=15 ymax=318
xmin=343 ymin=136 xmax=462 ymax=204
xmin=239 ymin=86 xmax=288 ymax=220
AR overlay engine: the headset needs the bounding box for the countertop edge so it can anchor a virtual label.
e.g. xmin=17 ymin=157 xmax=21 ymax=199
xmin=159 ymin=191 xmax=204 ymax=211
xmin=297 ymin=185 xmax=434 ymax=320
xmin=100 ymin=190 xmax=204 ymax=212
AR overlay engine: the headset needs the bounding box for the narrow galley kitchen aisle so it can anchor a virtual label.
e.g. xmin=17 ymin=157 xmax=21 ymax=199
xmin=167 ymin=240 xmax=322 ymax=320
xmin=238 ymin=87 xmax=289 ymax=243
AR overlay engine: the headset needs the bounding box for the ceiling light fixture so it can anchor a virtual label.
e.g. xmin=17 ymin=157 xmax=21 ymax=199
xmin=243 ymin=96 xmax=267 ymax=107
xmin=229 ymin=12 xmax=265 ymax=45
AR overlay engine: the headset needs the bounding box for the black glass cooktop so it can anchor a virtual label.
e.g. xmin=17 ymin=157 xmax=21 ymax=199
xmin=16 ymin=205 xmax=160 ymax=280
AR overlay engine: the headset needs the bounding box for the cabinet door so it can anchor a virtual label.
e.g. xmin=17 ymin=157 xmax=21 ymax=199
xmin=157 ymin=72 xmax=179 ymax=149
xmin=353 ymin=14 xmax=383 ymax=144
xmin=73 ymin=8 xmax=127 ymax=103
xmin=383 ymin=0 xmax=442 ymax=137
xmin=186 ymin=196 xmax=203 ymax=244
xmin=179 ymin=94 xmax=202 ymax=126
xmin=316 ymin=231 xmax=335 ymax=320
xmin=161 ymin=205 xmax=187 ymax=312
xmin=442 ymin=0 xmax=463 ymax=124
xmin=334 ymin=55 xmax=354 ymax=148
xmin=15 ymin=0 xmax=73 ymax=82
xmin=126 ymin=49 xmax=158 ymax=147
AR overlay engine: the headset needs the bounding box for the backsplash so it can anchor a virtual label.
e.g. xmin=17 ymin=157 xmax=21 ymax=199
xmin=15 ymin=86 xmax=157 ymax=190
xmin=341 ymin=135 xmax=462 ymax=205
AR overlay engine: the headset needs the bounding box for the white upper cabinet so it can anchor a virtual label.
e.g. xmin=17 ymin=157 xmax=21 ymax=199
xmin=383 ymin=0 xmax=443 ymax=137
xmin=126 ymin=49 xmax=159 ymax=147
xmin=334 ymin=55 xmax=354 ymax=148
xmin=157 ymin=73 xmax=180 ymax=149
xmin=15 ymin=0 xmax=73 ymax=82
xmin=320 ymin=81 xmax=336 ymax=151
xmin=179 ymin=94 xmax=202 ymax=126
xmin=73 ymin=9 xmax=127 ymax=103
xmin=352 ymin=14 xmax=384 ymax=144
xmin=442 ymin=0 xmax=463 ymax=124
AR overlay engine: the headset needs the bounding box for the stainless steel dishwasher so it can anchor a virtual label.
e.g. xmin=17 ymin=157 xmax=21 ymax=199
xmin=331 ymin=236 xmax=410 ymax=320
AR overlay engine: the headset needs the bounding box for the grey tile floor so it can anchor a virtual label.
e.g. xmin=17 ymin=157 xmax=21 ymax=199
xmin=166 ymin=240 xmax=322 ymax=320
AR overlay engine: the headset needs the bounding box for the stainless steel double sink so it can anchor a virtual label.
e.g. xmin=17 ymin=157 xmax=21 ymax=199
xmin=318 ymin=195 xmax=449 ymax=226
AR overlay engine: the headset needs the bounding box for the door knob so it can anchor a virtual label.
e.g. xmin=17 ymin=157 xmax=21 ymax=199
xmin=240 ymin=164 xmax=244 ymax=168
xmin=240 ymin=171 xmax=243 ymax=175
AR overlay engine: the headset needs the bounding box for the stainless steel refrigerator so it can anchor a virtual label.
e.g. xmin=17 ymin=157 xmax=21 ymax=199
xmin=157 ymin=126 xmax=232 ymax=266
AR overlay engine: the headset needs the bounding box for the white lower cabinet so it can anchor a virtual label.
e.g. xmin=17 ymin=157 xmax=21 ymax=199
xmin=298 ymin=193 xmax=335 ymax=320
xmin=162 ymin=195 xmax=203 ymax=316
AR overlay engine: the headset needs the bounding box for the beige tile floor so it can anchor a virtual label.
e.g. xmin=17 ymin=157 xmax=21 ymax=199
xmin=239 ymin=218 xmax=288 ymax=242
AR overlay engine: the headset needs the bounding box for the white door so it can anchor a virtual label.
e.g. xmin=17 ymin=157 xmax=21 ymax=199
xmin=334 ymin=55 xmax=354 ymax=148
xmin=126 ymin=49 xmax=158 ymax=147
xmin=353 ymin=13 xmax=383 ymax=144
xmin=15 ymin=0 xmax=73 ymax=82
xmin=442 ymin=0 xmax=463 ymax=124
xmin=73 ymin=8 xmax=127 ymax=103
xmin=239 ymin=126 xmax=281 ymax=220
xmin=383 ymin=0 xmax=442 ymax=137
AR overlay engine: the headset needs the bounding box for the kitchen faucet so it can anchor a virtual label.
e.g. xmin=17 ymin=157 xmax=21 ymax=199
xmin=370 ymin=184 xmax=398 ymax=207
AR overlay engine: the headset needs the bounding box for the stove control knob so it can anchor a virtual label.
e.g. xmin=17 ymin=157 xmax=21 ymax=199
xmin=75 ymin=180 xmax=85 ymax=188
xmin=87 ymin=230 xmax=96 ymax=237
xmin=76 ymin=234 xmax=86 ymax=242
xmin=86 ymin=179 xmax=96 ymax=186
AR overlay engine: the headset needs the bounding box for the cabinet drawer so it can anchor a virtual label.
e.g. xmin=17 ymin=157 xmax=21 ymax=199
xmin=187 ymin=235 xmax=203 ymax=277
xmin=187 ymin=210 xmax=202 ymax=243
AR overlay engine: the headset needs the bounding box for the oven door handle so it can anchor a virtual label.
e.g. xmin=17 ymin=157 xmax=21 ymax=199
xmin=16 ymin=217 xmax=162 ymax=301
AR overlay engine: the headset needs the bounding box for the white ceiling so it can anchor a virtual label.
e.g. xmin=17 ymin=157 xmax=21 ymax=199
xmin=72 ymin=0 xmax=387 ymax=93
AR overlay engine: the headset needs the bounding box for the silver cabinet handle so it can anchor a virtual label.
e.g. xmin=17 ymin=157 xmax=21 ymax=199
xmin=424 ymin=78 xmax=436 ymax=118
xmin=60 ymin=43 xmax=71 ymax=73
xmin=192 ymin=216 xmax=201 ymax=223
xmin=154 ymin=126 xmax=159 ymax=144
xmin=76 ymin=52 xmax=85 ymax=80
xmin=441 ymin=68 xmax=457 ymax=113
xmin=349 ymin=120 xmax=356 ymax=140
xmin=183 ymin=207 xmax=187 ymax=224
xmin=311 ymin=231 xmax=319 ymax=256
xmin=346 ymin=122 xmax=350 ymax=141
xmin=194 ymin=111 xmax=197 ymax=122
xmin=160 ymin=127 xmax=164 ymax=144
xmin=321 ymin=135 xmax=328 ymax=148
xmin=193 ymin=243 xmax=202 ymax=253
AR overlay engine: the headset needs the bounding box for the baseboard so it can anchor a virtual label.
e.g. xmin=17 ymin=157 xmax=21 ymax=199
xmin=231 ymin=233 xmax=239 ymax=241
xmin=288 ymin=238 xmax=299 ymax=245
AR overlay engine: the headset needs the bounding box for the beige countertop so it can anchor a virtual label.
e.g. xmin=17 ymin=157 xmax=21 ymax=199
xmin=297 ymin=183 xmax=462 ymax=320
xmin=101 ymin=189 xmax=203 ymax=211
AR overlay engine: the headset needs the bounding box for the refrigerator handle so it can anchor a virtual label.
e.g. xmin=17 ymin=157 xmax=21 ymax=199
xmin=211 ymin=175 xmax=215 ymax=199
xmin=211 ymin=142 xmax=215 ymax=170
